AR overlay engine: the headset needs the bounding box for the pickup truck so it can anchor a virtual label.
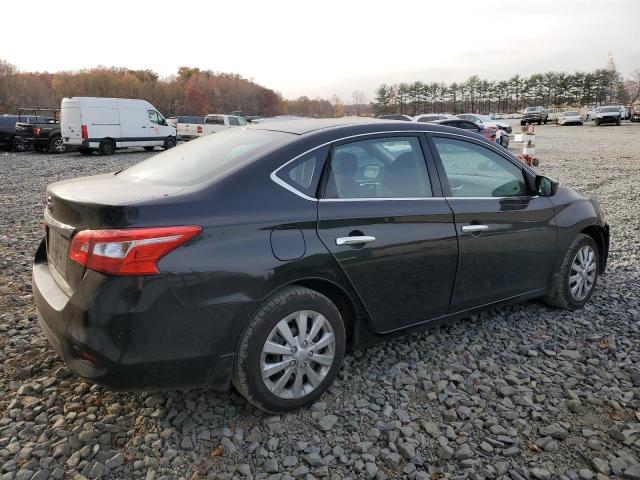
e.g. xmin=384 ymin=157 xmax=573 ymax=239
xmin=14 ymin=108 xmax=66 ymax=153
xmin=182 ymin=114 xmax=248 ymax=139
xmin=520 ymin=106 xmax=549 ymax=125
xmin=166 ymin=115 xmax=204 ymax=141
xmin=0 ymin=114 xmax=38 ymax=151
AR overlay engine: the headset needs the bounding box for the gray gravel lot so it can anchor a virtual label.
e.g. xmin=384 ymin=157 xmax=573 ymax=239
xmin=1 ymin=123 xmax=639 ymax=480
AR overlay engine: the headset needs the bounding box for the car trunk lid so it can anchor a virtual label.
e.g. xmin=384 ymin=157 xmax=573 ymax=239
xmin=44 ymin=173 xmax=186 ymax=293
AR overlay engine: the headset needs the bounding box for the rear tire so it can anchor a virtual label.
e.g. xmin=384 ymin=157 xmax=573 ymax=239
xmin=99 ymin=139 xmax=115 ymax=156
xmin=49 ymin=136 xmax=66 ymax=154
xmin=163 ymin=137 xmax=176 ymax=150
xmin=143 ymin=146 xmax=155 ymax=152
xmin=543 ymin=233 xmax=599 ymax=310
xmin=232 ymin=286 xmax=346 ymax=413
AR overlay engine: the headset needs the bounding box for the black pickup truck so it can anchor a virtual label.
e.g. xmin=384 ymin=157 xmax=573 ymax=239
xmin=0 ymin=115 xmax=37 ymax=151
xmin=14 ymin=108 xmax=67 ymax=153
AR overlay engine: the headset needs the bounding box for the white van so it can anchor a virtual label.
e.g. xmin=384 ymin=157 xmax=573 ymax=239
xmin=61 ymin=97 xmax=177 ymax=155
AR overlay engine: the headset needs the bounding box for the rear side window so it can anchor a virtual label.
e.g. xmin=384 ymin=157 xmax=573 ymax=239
xmin=119 ymin=129 xmax=292 ymax=186
xmin=228 ymin=116 xmax=240 ymax=126
xmin=206 ymin=116 xmax=225 ymax=125
xmin=276 ymin=146 xmax=329 ymax=197
xmin=324 ymin=137 xmax=432 ymax=199
xmin=433 ymin=137 xmax=527 ymax=198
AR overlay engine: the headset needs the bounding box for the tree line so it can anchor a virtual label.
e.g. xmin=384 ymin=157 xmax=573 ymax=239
xmin=0 ymin=59 xmax=368 ymax=119
xmin=0 ymin=60 xmax=286 ymax=117
xmin=373 ymin=69 xmax=640 ymax=116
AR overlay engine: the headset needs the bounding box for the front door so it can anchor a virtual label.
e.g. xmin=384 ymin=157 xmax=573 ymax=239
xmin=429 ymin=134 xmax=557 ymax=312
xmin=316 ymin=134 xmax=459 ymax=333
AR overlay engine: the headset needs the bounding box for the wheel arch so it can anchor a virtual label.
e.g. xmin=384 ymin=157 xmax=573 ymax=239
xmin=580 ymin=224 xmax=609 ymax=273
xmin=285 ymin=277 xmax=361 ymax=349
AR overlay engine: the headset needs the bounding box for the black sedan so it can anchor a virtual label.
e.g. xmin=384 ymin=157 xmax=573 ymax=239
xmin=33 ymin=118 xmax=609 ymax=412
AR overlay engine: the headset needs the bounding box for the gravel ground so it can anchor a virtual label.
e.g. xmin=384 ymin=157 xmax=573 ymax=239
xmin=1 ymin=123 xmax=639 ymax=480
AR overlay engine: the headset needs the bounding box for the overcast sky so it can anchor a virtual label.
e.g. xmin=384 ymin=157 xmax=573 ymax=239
xmin=3 ymin=0 xmax=638 ymax=101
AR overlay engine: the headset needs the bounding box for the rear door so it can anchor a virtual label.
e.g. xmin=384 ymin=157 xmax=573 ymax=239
xmin=61 ymin=101 xmax=82 ymax=143
xmin=429 ymin=133 xmax=557 ymax=311
xmin=316 ymin=134 xmax=459 ymax=333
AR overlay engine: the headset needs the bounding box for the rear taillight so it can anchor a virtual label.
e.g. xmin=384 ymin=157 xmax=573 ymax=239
xmin=68 ymin=226 xmax=202 ymax=276
xmin=197 ymin=126 xmax=203 ymax=134
xmin=81 ymin=125 xmax=88 ymax=139
xmin=34 ymin=127 xmax=41 ymax=136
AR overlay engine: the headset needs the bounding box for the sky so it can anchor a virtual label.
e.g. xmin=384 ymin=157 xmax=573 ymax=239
xmin=2 ymin=0 xmax=638 ymax=101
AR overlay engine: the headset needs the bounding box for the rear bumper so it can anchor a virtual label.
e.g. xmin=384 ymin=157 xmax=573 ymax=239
xmin=15 ymin=135 xmax=49 ymax=146
xmin=32 ymin=239 xmax=254 ymax=390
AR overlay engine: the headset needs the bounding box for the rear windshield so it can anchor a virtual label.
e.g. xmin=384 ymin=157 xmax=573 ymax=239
xmin=524 ymin=107 xmax=539 ymax=112
xmin=119 ymin=129 xmax=292 ymax=186
xmin=563 ymin=112 xmax=579 ymax=116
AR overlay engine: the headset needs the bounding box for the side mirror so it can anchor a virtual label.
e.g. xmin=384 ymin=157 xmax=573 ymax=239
xmin=536 ymin=175 xmax=558 ymax=196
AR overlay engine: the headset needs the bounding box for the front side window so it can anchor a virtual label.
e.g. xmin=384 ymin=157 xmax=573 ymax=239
xmin=433 ymin=137 xmax=527 ymax=198
xmin=324 ymin=137 xmax=432 ymax=199
xmin=148 ymin=111 xmax=161 ymax=125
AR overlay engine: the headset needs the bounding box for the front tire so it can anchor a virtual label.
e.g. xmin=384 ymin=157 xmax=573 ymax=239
xmin=232 ymin=286 xmax=346 ymax=413
xmin=163 ymin=137 xmax=176 ymax=150
xmin=544 ymin=233 xmax=599 ymax=310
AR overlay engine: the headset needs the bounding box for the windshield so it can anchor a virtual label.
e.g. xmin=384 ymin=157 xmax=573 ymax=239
xmin=477 ymin=115 xmax=493 ymax=121
xmin=524 ymin=107 xmax=538 ymax=112
xmin=563 ymin=112 xmax=579 ymax=116
xmin=600 ymin=107 xmax=619 ymax=113
xmin=119 ymin=128 xmax=292 ymax=186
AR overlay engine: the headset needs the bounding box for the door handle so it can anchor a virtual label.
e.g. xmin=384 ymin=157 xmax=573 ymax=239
xmin=336 ymin=235 xmax=376 ymax=246
xmin=461 ymin=224 xmax=489 ymax=233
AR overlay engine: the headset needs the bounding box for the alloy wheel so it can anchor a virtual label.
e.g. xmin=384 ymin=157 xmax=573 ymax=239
xmin=260 ymin=310 xmax=336 ymax=399
xmin=53 ymin=138 xmax=65 ymax=153
xmin=569 ymin=245 xmax=596 ymax=301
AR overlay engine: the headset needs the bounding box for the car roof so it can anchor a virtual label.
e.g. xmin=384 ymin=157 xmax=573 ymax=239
xmin=246 ymin=118 xmax=497 ymax=145
xmin=249 ymin=117 xmax=386 ymax=135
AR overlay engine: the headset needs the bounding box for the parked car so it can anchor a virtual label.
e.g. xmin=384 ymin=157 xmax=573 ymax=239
xmin=15 ymin=108 xmax=66 ymax=153
xmin=376 ymin=114 xmax=414 ymax=121
xmin=594 ymin=106 xmax=622 ymax=126
xmin=556 ymin=111 xmax=584 ymax=125
xmin=429 ymin=118 xmax=509 ymax=147
xmin=166 ymin=116 xmax=204 ymax=141
xmin=616 ymin=106 xmax=629 ymax=120
xmin=414 ymin=114 xmax=456 ymax=123
xmin=0 ymin=114 xmax=37 ymax=151
xmin=33 ymin=118 xmax=609 ymax=412
xmin=61 ymin=97 xmax=177 ymax=155
xmin=180 ymin=114 xmax=248 ymax=138
xmin=457 ymin=113 xmax=513 ymax=134
xmin=520 ymin=106 xmax=549 ymax=125
xmin=630 ymin=105 xmax=640 ymax=122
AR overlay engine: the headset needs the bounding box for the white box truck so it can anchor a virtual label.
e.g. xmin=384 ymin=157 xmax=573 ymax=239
xmin=61 ymin=97 xmax=177 ymax=155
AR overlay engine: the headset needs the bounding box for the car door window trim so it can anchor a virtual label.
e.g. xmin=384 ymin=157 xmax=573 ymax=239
xmin=428 ymin=132 xmax=536 ymax=198
xmin=272 ymin=130 xmax=436 ymax=201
